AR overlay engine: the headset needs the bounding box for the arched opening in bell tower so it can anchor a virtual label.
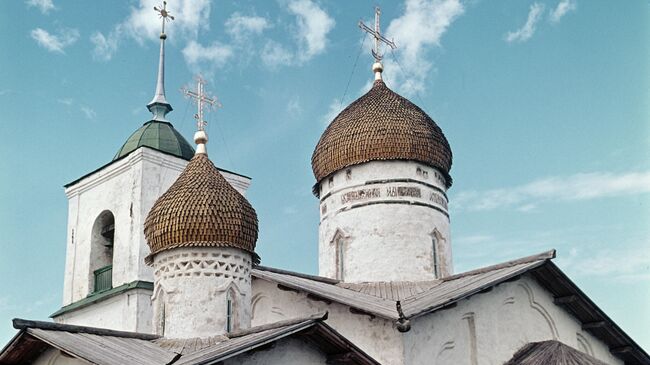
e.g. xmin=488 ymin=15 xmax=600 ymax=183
xmin=89 ymin=210 xmax=115 ymax=294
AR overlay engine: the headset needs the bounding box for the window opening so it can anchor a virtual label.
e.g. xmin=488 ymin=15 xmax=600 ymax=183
xmin=336 ymin=237 xmax=345 ymax=281
xmin=432 ymin=235 xmax=440 ymax=278
xmin=226 ymin=290 xmax=233 ymax=332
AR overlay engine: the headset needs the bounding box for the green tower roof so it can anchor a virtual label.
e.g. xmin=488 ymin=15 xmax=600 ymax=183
xmin=113 ymin=121 xmax=195 ymax=161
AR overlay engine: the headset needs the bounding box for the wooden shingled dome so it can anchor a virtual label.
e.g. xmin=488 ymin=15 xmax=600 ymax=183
xmin=144 ymin=153 xmax=258 ymax=260
xmin=312 ymin=79 xmax=452 ymax=187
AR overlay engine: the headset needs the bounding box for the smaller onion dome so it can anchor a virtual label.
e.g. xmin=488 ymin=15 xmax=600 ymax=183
xmin=144 ymin=153 xmax=258 ymax=261
xmin=114 ymin=121 xmax=195 ymax=161
xmin=312 ymin=79 xmax=452 ymax=188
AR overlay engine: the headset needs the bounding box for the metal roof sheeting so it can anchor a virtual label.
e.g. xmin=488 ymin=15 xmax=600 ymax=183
xmin=174 ymin=318 xmax=318 ymax=365
xmin=26 ymin=328 xmax=177 ymax=365
xmin=401 ymin=260 xmax=545 ymax=319
xmin=252 ymin=268 xmax=400 ymax=320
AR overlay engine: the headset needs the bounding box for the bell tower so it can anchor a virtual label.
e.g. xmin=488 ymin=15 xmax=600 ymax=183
xmin=52 ymin=2 xmax=251 ymax=333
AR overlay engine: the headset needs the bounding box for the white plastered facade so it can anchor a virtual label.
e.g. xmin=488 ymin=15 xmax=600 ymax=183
xmin=152 ymin=247 xmax=252 ymax=338
xmin=55 ymin=147 xmax=250 ymax=332
xmin=318 ymin=160 xmax=452 ymax=282
xmin=250 ymin=274 xmax=622 ymax=365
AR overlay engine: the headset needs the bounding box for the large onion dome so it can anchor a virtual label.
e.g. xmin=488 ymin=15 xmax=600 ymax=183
xmin=144 ymin=153 xmax=258 ymax=262
xmin=113 ymin=121 xmax=195 ymax=161
xmin=312 ymin=79 xmax=453 ymax=188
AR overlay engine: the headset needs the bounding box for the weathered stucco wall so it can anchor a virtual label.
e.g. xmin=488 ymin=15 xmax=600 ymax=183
xmin=403 ymin=275 xmax=623 ymax=365
xmin=251 ymin=277 xmax=405 ymax=365
xmin=32 ymin=348 xmax=87 ymax=365
xmin=152 ymin=247 xmax=252 ymax=338
xmin=52 ymin=289 xmax=152 ymax=333
xmin=223 ymin=337 xmax=327 ymax=364
xmin=318 ymin=160 xmax=452 ymax=282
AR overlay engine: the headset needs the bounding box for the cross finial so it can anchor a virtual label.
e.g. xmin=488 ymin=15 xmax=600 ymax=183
xmin=181 ymin=76 xmax=221 ymax=155
xmin=154 ymin=1 xmax=175 ymax=37
xmin=358 ymin=7 xmax=396 ymax=64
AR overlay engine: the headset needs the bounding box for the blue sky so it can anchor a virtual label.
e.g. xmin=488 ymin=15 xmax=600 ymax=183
xmin=0 ymin=0 xmax=648 ymax=351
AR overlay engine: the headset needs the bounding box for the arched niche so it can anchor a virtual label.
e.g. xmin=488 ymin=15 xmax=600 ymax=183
xmin=89 ymin=210 xmax=115 ymax=294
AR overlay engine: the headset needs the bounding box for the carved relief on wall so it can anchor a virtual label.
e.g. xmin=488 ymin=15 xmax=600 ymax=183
xmin=153 ymin=251 xmax=251 ymax=284
xmin=576 ymin=332 xmax=594 ymax=356
xmin=436 ymin=340 xmax=456 ymax=363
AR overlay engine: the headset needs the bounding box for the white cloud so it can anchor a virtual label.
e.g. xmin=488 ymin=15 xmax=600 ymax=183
xmin=453 ymin=171 xmax=650 ymax=212
xmin=80 ymin=106 xmax=96 ymax=120
xmin=90 ymin=31 xmax=119 ymax=61
xmin=92 ymin=0 xmax=211 ymax=60
xmin=384 ymin=0 xmax=464 ymax=96
xmin=322 ymin=98 xmax=344 ymax=126
xmin=26 ymin=0 xmax=55 ymax=14
xmin=561 ymin=246 xmax=650 ymax=282
xmin=455 ymin=234 xmax=494 ymax=245
xmin=30 ymin=27 xmax=79 ymax=53
xmin=121 ymin=0 xmax=211 ymax=44
xmin=549 ymin=0 xmax=577 ymax=23
xmin=182 ymin=40 xmax=233 ymax=73
xmin=57 ymin=98 xmax=73 ymax=106
xmin=505 ymin=3 xmax=545 ymax=43
xmin=287 ymin=0 xmax=335 ymax=62
xmin=225 ymin=12 xmax=271 ymax=42
xmin=261 ymin=40 xmax=293 ymax=68
xmin=287 ymin=96 xmax=302 ymax=117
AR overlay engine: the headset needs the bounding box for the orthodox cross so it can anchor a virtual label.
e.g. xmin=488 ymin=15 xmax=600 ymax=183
xmin=358 ymin=7 xmax=396 ymax=62
xmin=182 ymin=77 xmax=221 ymax=131
xmin=154 ymin=1 xmax=175 ymax=36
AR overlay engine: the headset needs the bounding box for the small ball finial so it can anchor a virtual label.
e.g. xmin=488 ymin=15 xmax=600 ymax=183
xmin=372 ymin=62 xmax=383 ymax=80
xmin=194 ymin=130 xmax=208 ymax=155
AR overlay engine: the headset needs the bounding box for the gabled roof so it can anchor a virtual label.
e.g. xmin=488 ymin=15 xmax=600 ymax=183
xmin=0 ymin=319 xmax=173 ymax=365
xmin=252 ymin=250 xmax=650 ymax=365
xmin=252 ymin=250 xmax=554 ymax=320
xmin=505 ymin=340 xmax=609 ymax=365
xmin=0 ymin=314 xmax=381 ymax=365
xmin=173 ymin=313 xmax=380 ymax=365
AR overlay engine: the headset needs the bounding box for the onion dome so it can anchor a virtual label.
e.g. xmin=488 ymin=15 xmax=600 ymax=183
xmin=113 ymin=121 xmax=195 ymax=161
xmin=311 ymin=79 xmax=453 ymax=188
xmin=143 ymin=152 xmax=258 ymax=261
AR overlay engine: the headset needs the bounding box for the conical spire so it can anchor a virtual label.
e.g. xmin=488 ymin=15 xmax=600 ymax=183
xmin=147 ymin=1 xmax=175 ymax=121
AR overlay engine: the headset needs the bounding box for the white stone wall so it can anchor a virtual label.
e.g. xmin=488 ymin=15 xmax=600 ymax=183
xmin=318 ymin=160 xmax=452 ymax=282
xmin=402 ymin=274 xmax=623 ymax=365
xmin=59 ymin=147 xmax=250 ymax=331
xmin=223 ymin=338 xmax=328 ymax=364
xmin=32 ymin=348 xmax=87 ymax=365
xmin=251 ymin=278 xmax=406 ymax=365
xmin=52 ymin=289 xmax=153 ymax=332
xmin=152 ymin=247 xmax=252 ymax=338
xmin=252 ymin=274 xmax=623 ymax=365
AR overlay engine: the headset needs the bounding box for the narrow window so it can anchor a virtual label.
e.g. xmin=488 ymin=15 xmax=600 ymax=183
xmin=226 ymin=291 xmax=233 ymax=332
xmin=432 ymin=235 xmax=440 ymax=278
xmin=336 ymin=237 xmax=345 ymax=281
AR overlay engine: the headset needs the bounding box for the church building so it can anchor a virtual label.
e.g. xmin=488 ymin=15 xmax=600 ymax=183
xmin=0 ymin=4 xmax=647 ymax=365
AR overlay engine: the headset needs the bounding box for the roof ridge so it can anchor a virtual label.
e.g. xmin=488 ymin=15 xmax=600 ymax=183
xmin=12 ymin=318 xmax=160 ymax=340
xmin=442 ymin=249 xmax=556 ymax=281
xmin=254 ymin=265 xmax=340 ymax=284
xmin=226 ymin=312 xmax=327 ymax=339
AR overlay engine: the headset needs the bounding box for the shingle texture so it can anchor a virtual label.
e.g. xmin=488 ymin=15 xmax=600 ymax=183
xmin=505 ymin=340 xmax=609 ymax=365
xmin=114 ymin=121 xmax=195 ymax=161
xmin=312 ymin=79 xmax=453 ymax=187
xmin=144 ymin=153 xmax=258 ymax=259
